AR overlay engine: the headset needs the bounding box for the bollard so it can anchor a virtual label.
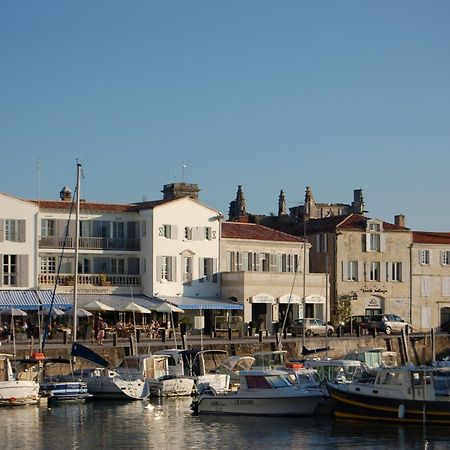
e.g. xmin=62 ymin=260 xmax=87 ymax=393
xmin=162 ymin=329 xmax=166 ymax=343
xmin=113 ymin=332 xmax=117 ymax=347
xmin=338 ymin=325 xmax=343 ymax=338
xmin=228 ymin=328 xmax=232 ymax=341
xmin=210 ymin=329 xmax=215 ymax=339
xmin=259 ymin=331 xmax=263 ymax=343
xmin=356 ymin=326 xmax=361 ymax=338
xmin=372 ymin=327 xmax=377 ymax=338
xmin=136 ymin=329 xmax=141 ymax=343
xmin=63 ymin=331 xmax=68 ymax=345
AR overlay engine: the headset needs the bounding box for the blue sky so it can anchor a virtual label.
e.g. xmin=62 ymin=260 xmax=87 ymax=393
xmin=1 ymin=1 xmax=449 ymax=231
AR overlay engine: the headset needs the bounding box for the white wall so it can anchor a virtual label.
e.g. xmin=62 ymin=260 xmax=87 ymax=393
xmin=146 ymin=198 xmax=221 ymax=299
xmin=0 ymin=194 xmax=38 ymax=288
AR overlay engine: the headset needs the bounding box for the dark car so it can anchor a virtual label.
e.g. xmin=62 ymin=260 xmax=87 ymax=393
xmin=342 ymin=315 xmax=370 ymax=334
xmin=367 ymin=314 xmax=412 ymax=335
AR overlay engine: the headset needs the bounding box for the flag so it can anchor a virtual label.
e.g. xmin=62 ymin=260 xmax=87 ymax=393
xmin=182 ymin=161 xmax=188 ymax=168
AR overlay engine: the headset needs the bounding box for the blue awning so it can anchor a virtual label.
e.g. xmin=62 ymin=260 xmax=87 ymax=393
xmin=164 ymin=296 xmax=243 ymax=311
xmin=0 ymin=290 xmax=70 ymax=310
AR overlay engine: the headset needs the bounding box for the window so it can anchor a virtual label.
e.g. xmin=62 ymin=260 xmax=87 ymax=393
xmin=316 ymin=233 xmax=328 ymax=252
xmin=41 ymin=256 xmax=56 ymax=274
xmin=441 ymin=251 xmax=450 ymax=266
xmin=5 ymin=219 xmax=25 ymax=242
xmin=259 ymin=253 xmax=270 ymax=272
xmin=160 ymin=224 xmax=177 ymax=239
xmin=158 ymin=256 xmax=176 ymax=282
xmin=41 ymin=219 xmax=56 ymax=237
xmin=93 ymin=221 xmax=110 ymax=238
xmin=246 ymin=252 xmax=258 ymax=272
xmin=345 ymin=261 xmax=358 ymax=281
xmin=443 ymin=277 xmax=450 ymax=297
xmin=3 ymin=255 xmax=17 ymax=285
xmin=112 ymin=222 xmax=125 ymax=239
xmin=111 ymin=258 xmax=125 ymax=274
xmin=390 ymin=262 xmax=403 ymax=282
xmin=364 ymin=221 xmax=383 ymax=252
xmin=419 ymin=250 xmax=431 ymax=265
xmin=369 ymin=262 xmax=380 ymax=281
xmin=183 ymin=257 xmax=192 ymax=284
xmin=199 ymin=257 xmax=216 ymax=283
xmin=369 ymin=234 xmax=380 ymax=252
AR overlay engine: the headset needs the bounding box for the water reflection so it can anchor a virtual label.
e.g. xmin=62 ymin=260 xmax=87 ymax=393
xmin=0 ymin=398 xmax=449 ymax=450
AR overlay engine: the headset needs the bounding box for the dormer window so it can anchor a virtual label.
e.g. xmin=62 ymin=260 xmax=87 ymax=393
xmin=364 ymin=220 xmax=384 ymax=253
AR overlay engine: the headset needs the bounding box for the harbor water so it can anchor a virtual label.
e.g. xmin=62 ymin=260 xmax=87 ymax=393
xmin=1 ymin=398 xmax=449 ymax=450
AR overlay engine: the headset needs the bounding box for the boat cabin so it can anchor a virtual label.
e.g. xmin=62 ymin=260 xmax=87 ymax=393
xmin=252 ymin=351 xmax=287 ymax=371
xmin=115 ymin=354 xmax=170 ymax=380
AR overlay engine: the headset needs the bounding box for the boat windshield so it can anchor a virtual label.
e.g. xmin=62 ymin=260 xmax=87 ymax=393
xmin=246 ymin=374 xmax=292 ymax=389
xmin=253 ymin=353 xmax=286 ymax=369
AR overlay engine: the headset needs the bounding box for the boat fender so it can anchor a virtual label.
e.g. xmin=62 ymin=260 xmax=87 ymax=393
xmin=398 ymin=404 xmax=405 ymax=419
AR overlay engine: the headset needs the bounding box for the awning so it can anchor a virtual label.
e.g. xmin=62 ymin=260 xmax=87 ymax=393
xmin=0 ymin=290 xmax=70 ymax=310
xmin=64 ymin=294 xmax=163 ymax=311
xmin=163 ymin=296 xmax=243 ymax=311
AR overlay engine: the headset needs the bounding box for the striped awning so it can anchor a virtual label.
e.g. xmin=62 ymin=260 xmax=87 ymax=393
xmin=0 ymin=290 xmax=71 ymax=310
xmin=63 ymin=294 xmax=163 ymax=311
xmin=164 ymin=296 xmax=243 ymax=311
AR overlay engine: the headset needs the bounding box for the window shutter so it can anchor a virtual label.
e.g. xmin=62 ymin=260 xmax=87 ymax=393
xmin=357 ymin=262 xmax=363 ymax=282
xmin=386 ymin=262 xmax=390 ymax=282
xmin=316 ymin=235 xmax=320 ymax=252
xmin=156 ymin=256 xmax=162 ymax=282
xmin=68 ymin=220 xmax=76 ymax=239
xmin=441 ymin=251 xmax=445 ymax=266
xmin=379 ymin=234 xmax=385 ymax=252
xmin=18 ymin=255 xmax=29 ymax=287
xmin=365 ymin=234 xmax=370 ymax=252
xmin=269 ymin=254 xmax=277 ymax=272
xmin=421 ymin=276 xmax=431 ymax=297
xmin=379 ymin=261 xmax=385 ymax=282
xmin=199 ymin=258 xmax=204 ymax=282
xmin=18 ymin=220 xmax=26 ymax=242
xmin=0 ymin=219 xmax=4 ymax=242
xmin=323 ymin=234 xmax=328 ymax=252
xmin=226 ymin=252 xmax=231 ymax=271
xmin=443 ymin=277 xmax=450 ymax=296
xmin=254 ymin=253 xmax=260 ymax=272
xmin=170 ymin=225 xmax=178 ymax=240
xmin=170 ymin=257 xmax=177 ymax=282
xmin=236 ymin=252 xmax=242 ymax=271
xmin=342 ymin=261 xmax=348 ymax=281
xmin=0 ymin=254 xmax=3 ymax=286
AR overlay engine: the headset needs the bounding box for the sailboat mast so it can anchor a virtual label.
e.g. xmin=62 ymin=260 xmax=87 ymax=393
xmin=73 ymin=163 xmax=82 ymax=342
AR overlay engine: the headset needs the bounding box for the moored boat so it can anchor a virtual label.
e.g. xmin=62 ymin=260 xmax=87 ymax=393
xmin=0 ymin=354 xmax=39 ymax=406
xmin=192 ymin=369 xmax=324 ymax=416
xmin=327 ymin=364 xmax=450 ymax=424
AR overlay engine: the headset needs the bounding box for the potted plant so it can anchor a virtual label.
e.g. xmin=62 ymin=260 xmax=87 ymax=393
xmin=99 ymin=273 xmax=111 ymax=286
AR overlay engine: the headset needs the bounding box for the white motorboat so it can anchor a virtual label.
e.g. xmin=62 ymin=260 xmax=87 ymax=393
xmin=156 ymin=349 xmax=230 ymax=394
xmin=115 ymin=354 xmax=195 ymax=397
xmin=192 ymin=369 xmax=324 ymax=416
xmin=71 ymin=367 xmax=149 ymax=400
xmin=0 ymin=354 xmax=39 ymax=406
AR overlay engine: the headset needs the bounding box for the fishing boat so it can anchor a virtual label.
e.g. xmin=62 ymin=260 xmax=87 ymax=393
xmin=192 ymin=369 xmax=324 ymax=416
xmin=327 ymin=364 xmax=450 ymax=424
xmin=0 ymin=353 xmax=39 ymax=406
xmin=115 ymin=353 xmax=195 ymax=397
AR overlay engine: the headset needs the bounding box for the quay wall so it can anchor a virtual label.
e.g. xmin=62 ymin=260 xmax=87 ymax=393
xmin=8 ymin=334 xmax=450 ymax=372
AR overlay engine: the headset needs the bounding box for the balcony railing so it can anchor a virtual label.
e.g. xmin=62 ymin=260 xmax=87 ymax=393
xmin=39 ymin=236 xmax=140 ymax=251
xmin=39 ymin=273 xmax=141 ymax=287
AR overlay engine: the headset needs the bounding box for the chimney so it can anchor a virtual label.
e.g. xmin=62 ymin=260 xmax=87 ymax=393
xmin=59 ymin=186 xmax=72 ymax=202
xmin=394 ymin=214 xmax=406 ymax=227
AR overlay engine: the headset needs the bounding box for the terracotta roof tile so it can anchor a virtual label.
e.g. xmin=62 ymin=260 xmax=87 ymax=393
xmin=222 ymin=222 xmax=304 ymax=243
xmin=413 ymin=231 xmax=450 ymax=244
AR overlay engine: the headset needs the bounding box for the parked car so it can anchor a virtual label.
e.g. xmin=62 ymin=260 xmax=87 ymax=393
xmin=288 ymin=318 xmax=334 ymax=337
xmin=342 ymin=315 xmax=370 ymax=334
xmin=367 ymin=314 xmax=412 ymax=335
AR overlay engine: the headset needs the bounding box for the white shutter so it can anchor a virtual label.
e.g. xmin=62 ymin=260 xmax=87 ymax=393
xmin=380 ymin=234 xmax=385 ymax=252
xmin=19 ymin=255 xmax=29 ymax=287
xmin=254 ymin=253 xmax=260 ymax=272
xmin=170 ymin=225 xmax=178 ymax=239
xmin=386 ymin=262 xmax=390 ymax=282
xmin=170 ymin=257 xmax=177 ymax=282
xmin=156 ymin=256 xmax=162 ymax=282
xmin=199 ymin=258 xmax=204 ymax=282
xmin=421 ymin=276 xmax=431 ymax=297
xmin=379 ymin=261 xmax=385 ymax=282
xmin=0 ymin=220 xmax=4 ymax=242
xmin=242 ymin=253 xmax=249 ymax=271
xmin=18 ymin=220 xmax=26 ymax=242
xmin=365 ymin=234 xmax=370 ymax=252
xmin=357 ymin=262 xmax=363 ymax=282
xmin=342 ymin=261 xmax=348 ymax=281
xmin=236 ymin=252 xmax=242 ymax=271
xmin=442 ymin=277 xmax=450 ymax=296
xmin=226 ymin=252 xmax=232 ymax=271
xmin=269 ymin=254 xmax=277 ymax=272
